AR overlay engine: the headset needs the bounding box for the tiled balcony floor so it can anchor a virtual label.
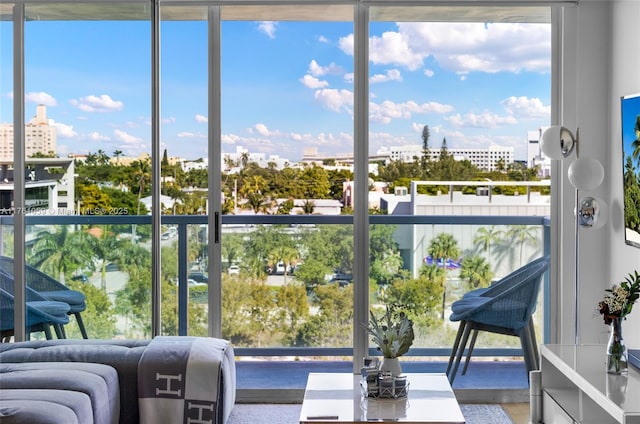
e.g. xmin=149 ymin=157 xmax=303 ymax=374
xmin=236 ymin=359 xmax=530 ymax=403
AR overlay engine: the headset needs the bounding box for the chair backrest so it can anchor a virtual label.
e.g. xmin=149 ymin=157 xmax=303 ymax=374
xmin=0 ymin=256 xmax=70 ymax=293
xmin=0 ymin=269 xmax=53 ymax=303
xmin=479 ymin=255 xmax=550 ymax=298
xmin=467 ymin=256 xmax=550 ymax=330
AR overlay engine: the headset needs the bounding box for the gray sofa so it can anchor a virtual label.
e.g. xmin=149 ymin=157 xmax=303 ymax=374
xmin=0 ymin=337 xmax=236 ymax=424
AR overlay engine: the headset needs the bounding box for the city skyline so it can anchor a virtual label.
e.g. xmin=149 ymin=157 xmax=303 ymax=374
xmin=0 ymin=14 xmax=551 ymax=163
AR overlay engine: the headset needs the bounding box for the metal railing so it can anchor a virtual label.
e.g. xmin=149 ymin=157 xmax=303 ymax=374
xmin=1 ymin=213 xmax=550 ymax=359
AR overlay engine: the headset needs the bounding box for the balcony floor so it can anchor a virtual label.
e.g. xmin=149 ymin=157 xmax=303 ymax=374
xmin=236 ymin=359 xmax=530 ymax=404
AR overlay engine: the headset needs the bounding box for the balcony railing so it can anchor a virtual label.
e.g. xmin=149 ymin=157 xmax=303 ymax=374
xmin=1 ymin=213 xmax=550 ymax=360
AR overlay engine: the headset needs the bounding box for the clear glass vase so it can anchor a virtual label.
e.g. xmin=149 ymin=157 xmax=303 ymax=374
xmin=606 ymin=317 xmax=628 ymax=375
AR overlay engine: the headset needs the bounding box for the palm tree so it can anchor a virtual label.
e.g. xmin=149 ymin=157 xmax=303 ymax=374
xmin=505 ymin=225 xmax=538 ymax=268
xmin=630 ymin=115 xmax=640 ymax=168
xmin=427 ymin=233 xmax=460 ymax=319
xmin=624 ymin=156 xmax=637 ymax=188
xmin=131 ymin=158 xmax=151 ymax=239
xmin=473 ymin=226 xmax=503 ymax=267
xmin=268 ymin=245 xmax=299 ymax=285
xmin=113 ymin=149 xmax=123 ymax=165
xmin=88 ymin=226 xmax=123 ymax=291
xmin=28 ymin=226 xmax=95 ymax=283
xmin=301 ymin=200 xmax=315 ymax=215
xmin=459 ymin=255 xmax=493 ymax=291
xmin=240 ymin=175 xmax=268 ymax=214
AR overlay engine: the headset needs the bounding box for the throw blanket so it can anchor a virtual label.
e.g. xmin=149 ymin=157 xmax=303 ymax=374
xmin=138 ymin=336 xmax=231 ymax=424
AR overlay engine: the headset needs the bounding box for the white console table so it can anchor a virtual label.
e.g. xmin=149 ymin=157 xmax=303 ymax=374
xmin=538 ymin=345 xmax=640 ymax=424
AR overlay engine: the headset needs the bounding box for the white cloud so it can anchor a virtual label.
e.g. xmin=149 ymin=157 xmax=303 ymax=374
xmin=314 ymin=88 xmax=354 ymax=113
xmin=397 ymin=22 xmax=551 ymax=74
xmin=25 ymin=92 xmax=57 ymax=106
xmin=308 ymin=60 xmax=344 ymax=77
xmin=254 ymin=123 xmax=280 ymax=137
xmin=338 ymin=34 xmax=354 ymax=55
xmin=424 ymin=69 xmax=435 ymax=77
xmin=221 ymin=133 xmax=242 ymax=145
xmin=51 ymin=122 xmax=77 ymax=138
xmin=300 ymin=74 xmax=329 ymax=89
xmin=70 ymin=94 xmax=123 ymax=113
xmin=195 ymin=114 xmax=208 ymax=123
xmin=501 ymin=96 xmax=550 ymax=119
xmin=258 ymin=21 xmax=277 ymax=39
xmin=340 ymin=22 xmax=550 ymax=75
xmin=370 ymin=100 xmax=454 ymax=124
xmin=86 ymin=131 xmax=110 ymax=141
xmin=318 ymin=35 xmax=329 ymax=43
xmin=445 ymin=112 xmax=517 ymax=128
xmin=177 ymin=131 xmax=205 ymax=138
xmin=343 ymin=73 xmax=354 ymax=83
xmin=114 ymin=129 xmax=143 ymax=145
xmin=370 ymin=69 xmax=402 ymax=84
xmin=162 ymin=117 xmax=176 ymax=124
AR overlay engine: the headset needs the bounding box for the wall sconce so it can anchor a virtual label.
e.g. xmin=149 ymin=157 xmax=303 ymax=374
xmin=541 ymin=126 xmax=606 ymax=344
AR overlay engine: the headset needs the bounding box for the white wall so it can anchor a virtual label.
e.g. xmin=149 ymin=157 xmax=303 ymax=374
xmin=559 ymin=0 xmax=640 ymax=346
xmin=606 ymin=0 xmax=640 ymax=348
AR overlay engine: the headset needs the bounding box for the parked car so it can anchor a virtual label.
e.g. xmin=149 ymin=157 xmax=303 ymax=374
xmin=228 ymin=265 xmax=240 ymax=275
xmin=188 ymin=272 xmax=208 ymax=284
xmin=105 ymin=263 xmax=119 ymax=272
xmin=184 ymin=278 xmax=206 ymax=287
xmin=330 ymin=273 xmax=353 ymax=287
xmin=71 ymin=274 xmax=88 ymax=283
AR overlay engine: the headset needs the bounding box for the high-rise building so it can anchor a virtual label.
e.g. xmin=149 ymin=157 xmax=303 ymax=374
xmin=0 ymin=104 xmax=57 ymax=161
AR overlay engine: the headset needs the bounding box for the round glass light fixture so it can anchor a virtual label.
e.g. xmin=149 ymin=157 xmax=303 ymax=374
xmin=568 ymin=157 xmax=604 ymax=191
xmin=577 ymin=196 xmax=607 ymax=229
xmin=541 ymin=126 xmax=577 ymax=160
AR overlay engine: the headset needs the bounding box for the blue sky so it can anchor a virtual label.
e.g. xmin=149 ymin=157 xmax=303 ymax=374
xmin=0 ymin=18 xmax=551 ymax=163
xmin=621 ymin=94 xmax=640 ymax=164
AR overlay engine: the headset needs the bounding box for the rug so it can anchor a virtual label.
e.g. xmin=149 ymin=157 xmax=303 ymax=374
xmin=228 ymin=403 xmax=513 ymax=424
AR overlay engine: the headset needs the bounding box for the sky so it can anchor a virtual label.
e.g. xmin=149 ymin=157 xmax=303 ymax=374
xmin=622 ymin=94 xmax=640 ymax=164
xmin=0 ymin=15 xmax=552 ymax=163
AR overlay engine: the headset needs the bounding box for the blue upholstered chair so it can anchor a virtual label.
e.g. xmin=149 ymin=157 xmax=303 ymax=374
xmin=0 ymin=277 xmax=71 ymax=341
xmin=0 ymin=256 xmax=88 ymax=339
xmin=446 ymin=255 xmax=550 ymax=384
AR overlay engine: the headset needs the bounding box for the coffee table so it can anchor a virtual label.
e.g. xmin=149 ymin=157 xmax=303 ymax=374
xmin=299 ymin=372 xmax=465 ymax=423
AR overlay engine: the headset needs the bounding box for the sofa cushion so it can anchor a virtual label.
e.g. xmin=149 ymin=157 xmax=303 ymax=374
xmin=0 ymin=339 xmax=149 ymax=424
xmin=1 ymin=389 xmax=93 ymax=424
xmin=0 ymin=399 xmax=80 ymax=424
xmin=0 ymin=362 xmax=119 ymax=424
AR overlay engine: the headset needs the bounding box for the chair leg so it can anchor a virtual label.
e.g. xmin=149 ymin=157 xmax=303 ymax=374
xmin=43 ymin=324 xmax=53 ymax=340
xmin=527 ymin=320 xmax=539 ymax=370
xmin=75 ymin=312 xmax=88 ymax=339
xmin=446 ymin=321 xmax=466 ymax=376
xmin=449 ymin=322 xmax=472 ymax=384
xmin=53 ymin=324 xmax=65 ymax=339
xmin=519 ymin=328 xmax=536 ymax=375
xmin=461 ymin=329 xmax=479 ymax=375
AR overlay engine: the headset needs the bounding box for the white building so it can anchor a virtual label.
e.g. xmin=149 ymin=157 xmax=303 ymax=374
xmin=223 ymin=146 xmax=290 ymax=172
xmin=0 ymin=105 xmax=57 ymax=161
xmin=377 ymin=144 xmax=515 ymax=172
xmin=527 ymin=128 xmax=552 ymax=178
xmin=0 ymin=158 xmax=75 ymax=215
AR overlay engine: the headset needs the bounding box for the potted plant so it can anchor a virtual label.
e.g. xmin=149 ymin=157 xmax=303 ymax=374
xmin=598 ymin=271 xmax=640 ymax=374
xmin=366 ymin=305 xmax=414 ymax=376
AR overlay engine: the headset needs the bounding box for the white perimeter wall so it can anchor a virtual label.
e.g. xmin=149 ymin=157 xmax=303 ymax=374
xmin=559 ymin=0 xmax=640 ymax=346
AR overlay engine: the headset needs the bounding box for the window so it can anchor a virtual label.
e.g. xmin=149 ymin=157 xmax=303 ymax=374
xmin=2 ymin=3 xmax=551 ymax=361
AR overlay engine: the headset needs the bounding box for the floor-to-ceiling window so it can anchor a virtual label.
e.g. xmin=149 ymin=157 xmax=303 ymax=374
xmin=1 ymin=2 xmax=552 ymax=365
xmin=219 ymin=5 xmax=356 ymax=349
xmin=367 ymin=5 xmax=551 ymax=354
